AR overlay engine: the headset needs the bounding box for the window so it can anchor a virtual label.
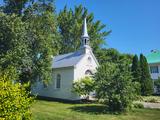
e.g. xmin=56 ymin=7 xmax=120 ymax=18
xmin=85 ymin=70 xmax=93 ymax=76
xmin=150 ymin=66 xmax=159 ymax=73
xmin=85 ymin=39 xmax=87 ymax=44
xmin=87 ymin=57 xmax=92 ymax=63
xmin=56 ymin=74 xmax=61 ymax=89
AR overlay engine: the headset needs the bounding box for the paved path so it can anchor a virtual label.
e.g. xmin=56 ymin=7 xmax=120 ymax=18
xmin=142 ymin=102 xmax=160 ymax=109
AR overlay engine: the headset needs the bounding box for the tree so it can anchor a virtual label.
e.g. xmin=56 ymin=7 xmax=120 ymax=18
xmin=95 ymin=48 xmax=133 ymax=65
xmin=0 ymin=0 xmax=60 ymax=85
xmin=0 ymin=12 xmax=31 ymax=75
xmin=131 ymin=55 xmax=141 ymax=94
xmin=140 ymin=54 xmax=153 ymax=95
xmin=3 ymin=0 xmax=29 ymax=15
xmin=131 ymin=55 xmax=141 ymax=82
xmin=0 ymin=66 xmax=33 ymax=120
xmin=72 ymin=77 xmax=94 ymax=100
xmin=95 ymin=48 xmax=120 ymax=63
xmin=58 ymin=5 xmax=111 ymax=54
xmin=22 ymin=0 xmax=60 ymax=84
xmin=94 ymin=62 xmax=136 ymax=112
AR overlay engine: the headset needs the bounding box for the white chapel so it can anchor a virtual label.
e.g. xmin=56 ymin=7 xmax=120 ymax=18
xmin=32 ymin=18 xmax=99 ymax=100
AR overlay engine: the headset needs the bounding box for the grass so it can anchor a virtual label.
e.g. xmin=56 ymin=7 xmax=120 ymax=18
xmin=31 ymin=100 xmax=160 ymax=120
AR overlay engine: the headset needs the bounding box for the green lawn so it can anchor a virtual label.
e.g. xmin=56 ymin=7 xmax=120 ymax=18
xmin=32 ymin=100 xmax=160 ymax=120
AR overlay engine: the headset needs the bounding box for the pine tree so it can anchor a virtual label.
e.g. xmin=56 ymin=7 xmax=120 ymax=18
xmin=140 ymin=54 xmax=153 ymax=95
xmin=131 ymin=55 xmax=141 ymax=82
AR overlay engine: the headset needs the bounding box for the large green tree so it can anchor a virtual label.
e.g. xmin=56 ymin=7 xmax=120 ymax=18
xmin=140 ymin=54 xmax=153 ymax=95
xmin=22 ymin=0 xmax=60 ymax=84
xmin=0 ymin=12 xmax=30 ymax=73
xmin=0 ymin=0 xmax=60 ymax=85
xmin=58 ymin=5 xmax=111 ymax=54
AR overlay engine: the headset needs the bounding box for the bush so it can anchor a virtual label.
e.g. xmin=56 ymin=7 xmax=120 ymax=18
xmin=0 ymin=68 xmax=34 ymax=120
xmin=147 ymin=98 xmax=157 ymax=103
xmin=72 ymin=77 xmax=94 ymax=100
xmin=133 ymin=103 xmax=144 ymax=108
xmin=142 ymin=96 xmax=160 ymax=103
xmin=94 ymin=62 xmax=136 ymax=112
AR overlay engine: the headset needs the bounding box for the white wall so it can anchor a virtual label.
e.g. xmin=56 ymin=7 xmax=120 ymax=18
xmin=74 ymin=52 xmax=98 ymax=99
xmin=31 ymin=67 xmax=77 ymax=100
xmin=74 ymin=51 xmax=98 ymax=81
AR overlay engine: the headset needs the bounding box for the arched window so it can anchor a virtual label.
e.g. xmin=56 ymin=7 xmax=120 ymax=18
xmin=85 ymin=70 xmax=93 ymax=76
xmin=56 ymin=74 xmax=61 ymax=89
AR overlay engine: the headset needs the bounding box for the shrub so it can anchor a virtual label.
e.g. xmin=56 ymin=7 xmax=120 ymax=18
xmin=147 ymin=98 xmax=157 ymax=103
xmin=0 ymin=68 xmax=34 ymax=120
xmin=142 ymin=96 xmax=159 ymax=103
xmin=133 ymin=103 xmax=144 ymax=108
xmin=72 ymin=77 xmax=94 ymax=100
xmin=94 ymin=62 xmax=136 ymax=112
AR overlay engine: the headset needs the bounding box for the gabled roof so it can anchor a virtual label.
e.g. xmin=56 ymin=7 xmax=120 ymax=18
xmin=52 ymin=51 xmax=85 ymax=69
xmin=146 ymin=50 xmax=160 ymax=64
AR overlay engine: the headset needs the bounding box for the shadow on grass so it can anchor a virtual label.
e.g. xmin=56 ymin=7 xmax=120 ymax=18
xmin=69 ymin=105 xmax=109 ymax=114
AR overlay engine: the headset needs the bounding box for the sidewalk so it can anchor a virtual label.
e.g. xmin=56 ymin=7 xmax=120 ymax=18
xmin=142 ymin=102 xmax=160 ymax=109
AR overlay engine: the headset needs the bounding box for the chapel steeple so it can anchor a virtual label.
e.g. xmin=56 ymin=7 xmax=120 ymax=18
xmin=81 ymin=17 xmax=90 ymax=47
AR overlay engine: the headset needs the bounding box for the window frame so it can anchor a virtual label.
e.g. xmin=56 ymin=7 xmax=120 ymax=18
xmin=85 ymin=70 xmax=93 ymax=76
xmin=55 ymin=74 xmax=61 ymax=89
xmin=150 ymin=66 xmax=159 ymax=73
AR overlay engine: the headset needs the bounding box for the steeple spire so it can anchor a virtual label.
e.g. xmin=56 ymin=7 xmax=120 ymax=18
xmin=81 ymin=17 xmax=90 ymax=47
xmin=82 ymin=17 xmax=89 ymax=38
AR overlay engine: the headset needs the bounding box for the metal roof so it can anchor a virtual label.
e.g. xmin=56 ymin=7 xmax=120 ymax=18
xmin=146 ymin=50 xmax=160 ymax=64
xmin=52 ymin=51 xmax=84 ymax=69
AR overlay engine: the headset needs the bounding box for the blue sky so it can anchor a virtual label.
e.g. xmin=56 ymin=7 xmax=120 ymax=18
xmin=0 ymin=0 xmax=159 ymax=55
xmin=55 ymin=0 xmax=160 ymax=55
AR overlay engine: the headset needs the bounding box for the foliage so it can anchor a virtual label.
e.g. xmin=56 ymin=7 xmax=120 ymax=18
xmin=140 ymin=96 xmax=160 ymax=103
xmin=0 ymin=1 xmax=60 ymax=85
xmin=95 ymin=48 xmax=133 ymax=65
xmin=72 ymin=77 xmax=94 ymax=99
xmin=94 ymin=62 xmax=136 ymax=112
xmin=0 ymin=12 xmax=31 ymax=73
xmin=58 ymin=5 xmax=111 ymax=54
xmin=3 ymin=0 xmax=29 ymax=15
xmin=154 ymin=77 xmax=160 ymax=93
xmin=95 ymin=48 xmax=120 ymax=63
xmin=140 ymin=54 xmax=153 ymax=96
xmin=131 ymin=55 xmax=141 ymax=82
xmin=22 ymin=1 xmax=60 ymax=84
xmin=133 ymin=103 xmax=144 ymax=108
xmin=131 ymin=55 xmax=141 ymax=94
xmin=0 ymin=67 xmax=34 ymax=120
